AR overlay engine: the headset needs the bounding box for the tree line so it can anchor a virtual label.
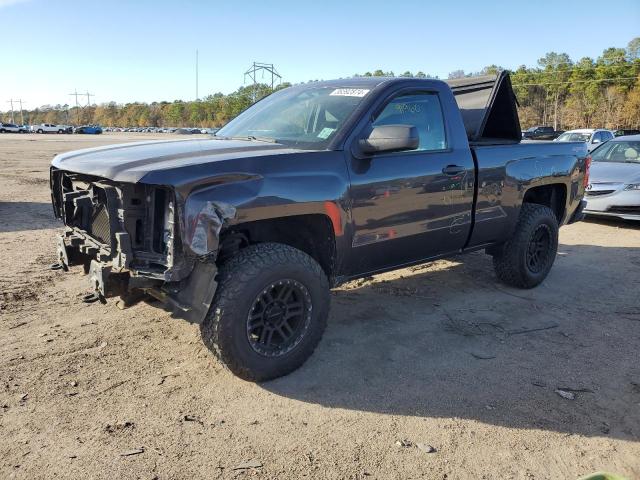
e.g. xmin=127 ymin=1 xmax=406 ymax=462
xmin=2 ymin=38 xmax=638 ymax=130
xmin=355 ymin=38 xmax=640 ymax=131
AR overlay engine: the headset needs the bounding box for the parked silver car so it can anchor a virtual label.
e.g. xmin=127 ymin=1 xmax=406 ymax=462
xmin=584 ymin=135 xmax=640 ymax=221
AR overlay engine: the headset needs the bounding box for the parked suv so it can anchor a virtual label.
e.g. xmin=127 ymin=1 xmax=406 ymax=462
xmin=0 ymin=122 xmax=22 ymax=133
xmin=555 ymin=129 xmax=614 ymax=152
xmin=522 ymin=126 xmax=563 ymax=140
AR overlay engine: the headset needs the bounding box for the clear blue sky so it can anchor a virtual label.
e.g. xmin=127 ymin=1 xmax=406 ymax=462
xmin=1 ymin=0 xmax=638 ymax=110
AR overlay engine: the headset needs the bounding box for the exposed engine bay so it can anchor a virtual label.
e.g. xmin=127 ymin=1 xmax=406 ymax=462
xmin=50 ymin=167 xmax=218 ymax=323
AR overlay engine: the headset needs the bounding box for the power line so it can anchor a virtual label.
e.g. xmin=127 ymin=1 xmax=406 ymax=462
xmin=513 ymin=77 xmax=638 ymax=86
xmin=511 ymin=65 xmax=639 ymax=77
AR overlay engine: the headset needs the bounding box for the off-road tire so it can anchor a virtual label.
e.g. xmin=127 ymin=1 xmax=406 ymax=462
xmin=200 ymin=242 xmax=330 ymax=382
xmin=492 ymin=203 xmax=559 ymax=289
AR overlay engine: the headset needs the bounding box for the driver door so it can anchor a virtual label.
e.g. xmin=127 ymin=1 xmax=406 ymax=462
xmin=346 ymin=90 xmax=475 ymax=275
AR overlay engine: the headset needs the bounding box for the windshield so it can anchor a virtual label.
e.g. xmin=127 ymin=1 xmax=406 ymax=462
xmin=591 ymin=141 xmax=640 ymax=163
xmin=556 ymin=132 xmax=590 ymax=142
xmin=216 ymin=86 xmax=370 ymax=148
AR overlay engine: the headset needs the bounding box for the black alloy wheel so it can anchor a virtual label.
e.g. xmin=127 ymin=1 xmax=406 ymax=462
xmin=526 ymin=224 xmax=552 ymax=274
xmin=246 ymin=279 xmax=312 ymax=357
xmin=492 ymin=203 xmax=559 ymax=289
xmin=200 ymin=242 xmax=330 ymax=381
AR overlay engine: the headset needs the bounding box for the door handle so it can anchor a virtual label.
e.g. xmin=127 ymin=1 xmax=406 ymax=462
xmin=442 ymin=165 xmax=465 ymax=176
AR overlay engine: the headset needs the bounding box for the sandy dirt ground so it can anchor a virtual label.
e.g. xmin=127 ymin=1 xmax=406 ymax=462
xmin=0 ymin=133 xmax=639 ymax=479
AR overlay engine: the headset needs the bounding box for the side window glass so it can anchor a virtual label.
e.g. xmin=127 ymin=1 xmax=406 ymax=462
xmin=372 ymin=92 xmax=446 ymax=151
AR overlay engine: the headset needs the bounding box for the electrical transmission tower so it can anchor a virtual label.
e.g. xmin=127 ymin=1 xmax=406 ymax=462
xmin=5 ymin=99 xmax=26 ymax=124
xmin=68 ymin=89 xmax=95 ymax=124
xmin=84 ymin=91 xmax=95 ymax=107
xmin=244 ymin=62 xmax=282 ymax=102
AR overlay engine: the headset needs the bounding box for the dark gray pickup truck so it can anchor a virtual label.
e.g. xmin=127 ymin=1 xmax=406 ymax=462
xmin=50 ymin=72 xmax=589 ymax=380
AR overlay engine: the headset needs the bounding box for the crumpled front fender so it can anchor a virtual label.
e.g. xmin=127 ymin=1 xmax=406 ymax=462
xmin=180 ymin=175 xmax=261 ymax=258
xmin=183 ymin=198 xmax=237 ymax=257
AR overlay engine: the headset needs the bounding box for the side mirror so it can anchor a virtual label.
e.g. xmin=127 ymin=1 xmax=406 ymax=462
xmin=358 ymin=125 xmax=419 ymax=155
xmin=592 ymin=138 xmax=601 ymax=144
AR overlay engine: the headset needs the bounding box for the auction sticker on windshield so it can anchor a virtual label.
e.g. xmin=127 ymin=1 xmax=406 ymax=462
xmin=330 ymin=88 xmax=370 ymax=97
xmin=317 ymin=127 xmax=335 ymax=139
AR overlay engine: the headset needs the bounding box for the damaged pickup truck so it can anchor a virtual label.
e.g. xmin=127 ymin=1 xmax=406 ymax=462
xmin=50 ymin=72 xmax=589 ymax=381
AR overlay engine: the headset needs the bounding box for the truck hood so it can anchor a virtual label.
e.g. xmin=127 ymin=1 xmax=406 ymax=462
xmin=51 ymin=138 xmax=303 ymax=183
xmin=590 ymin=161 xmax=640 ymax=184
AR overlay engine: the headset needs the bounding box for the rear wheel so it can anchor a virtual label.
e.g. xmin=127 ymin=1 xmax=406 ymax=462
xmin=492 ymin=204 xmax=559 ymax=289
xmin=200 ymin=243 xmax=330 ymax=381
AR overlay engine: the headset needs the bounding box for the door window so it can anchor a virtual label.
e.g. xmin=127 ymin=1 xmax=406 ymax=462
xmin=372 ymin=93 xmax=446 ymax=151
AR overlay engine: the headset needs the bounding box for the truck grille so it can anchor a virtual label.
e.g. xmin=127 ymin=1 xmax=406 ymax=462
xmin=51 ymin=168 xmax=175 ymax=277
xmin=90 ymin=204 xmax=111 ymax=244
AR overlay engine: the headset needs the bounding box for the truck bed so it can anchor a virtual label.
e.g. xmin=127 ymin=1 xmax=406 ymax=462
xmin=468 ymin=141 xmax=587 ymax=248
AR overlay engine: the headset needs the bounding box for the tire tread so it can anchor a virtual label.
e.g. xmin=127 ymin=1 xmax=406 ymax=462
xmin=493 ymin=203 xmax=558 ymax=289
xmin=200 ymin=242 xmax=329 ymax=381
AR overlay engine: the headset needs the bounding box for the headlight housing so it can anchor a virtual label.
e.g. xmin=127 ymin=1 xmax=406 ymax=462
xmin=624 ymin=184 xmax=640 ymax=190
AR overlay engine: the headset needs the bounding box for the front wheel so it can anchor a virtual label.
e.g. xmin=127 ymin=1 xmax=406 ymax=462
xmin=200 ymin=243 xmax=330 ymax=381
xmin=37 ymin=129 xmax=43 ymax=134
xmin=492 ymin=204 xmax=559 ymax=289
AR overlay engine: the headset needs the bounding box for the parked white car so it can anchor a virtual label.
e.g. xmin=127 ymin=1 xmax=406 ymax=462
xmin=31 ymin=123 xmax=70 ymax=134
xmin=554 ymin=128 xmax=614 ymax=152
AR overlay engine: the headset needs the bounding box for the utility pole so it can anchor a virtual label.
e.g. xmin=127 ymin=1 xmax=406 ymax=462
xmin=6 ymin=99 xmax=15 ymax=123
xmin=196 ymin=49 xmax=199 ymax=101
xmin=17 ymin=99 xmax=25 ymax=125
xmin=244 ymin=62 xmax=282 ymax=102
xmin=69 ymin=89 xmax=81 ymax=124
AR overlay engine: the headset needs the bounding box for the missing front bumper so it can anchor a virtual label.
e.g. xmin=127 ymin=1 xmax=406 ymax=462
xmin=55 ymin=233 xmax=218 ymax=324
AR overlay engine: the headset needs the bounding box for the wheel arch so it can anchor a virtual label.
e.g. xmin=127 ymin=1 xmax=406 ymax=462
xmin=218 ymin=214 xmax=338 ymax=280
xmin=522 ymin=183 xmax=567 ymax=223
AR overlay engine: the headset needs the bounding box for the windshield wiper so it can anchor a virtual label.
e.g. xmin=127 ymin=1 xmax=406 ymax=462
xmin=230 ymin=135 xmax=278 ymax=143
